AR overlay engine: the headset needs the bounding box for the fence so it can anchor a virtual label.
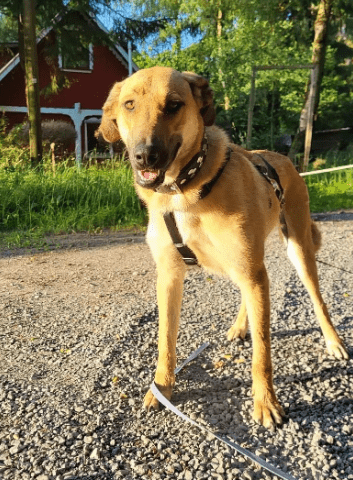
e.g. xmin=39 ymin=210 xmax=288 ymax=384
xmin=300 ymin=164 xmax=353 ymax=177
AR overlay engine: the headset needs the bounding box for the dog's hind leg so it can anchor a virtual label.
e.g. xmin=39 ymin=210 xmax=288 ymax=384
xmin=283 ymin=185 xmax=348 ymax=360
xmin=144 ymin=248 xmax=186 ymax=410
xmin=227 ymin=298 xmax=248 ymax=340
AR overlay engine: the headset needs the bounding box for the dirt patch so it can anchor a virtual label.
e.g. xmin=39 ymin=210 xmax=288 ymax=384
xmin=0 ymin=227 xmax=146 ymax=259
xmin=0 ymin=211 xmax=352 ymax=305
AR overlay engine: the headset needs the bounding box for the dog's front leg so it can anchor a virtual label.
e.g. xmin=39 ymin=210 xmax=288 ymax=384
xmin=237 ymin=264 xmax=285 ymax=430
xmin=144 ymin=251 xmax=186 ymax=410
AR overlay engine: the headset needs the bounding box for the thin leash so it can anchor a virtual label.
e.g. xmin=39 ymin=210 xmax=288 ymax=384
xmin=316 ymin=258 xmax=353 ymax=275
xmin=151 ymin=343 xmax=298 ymax=480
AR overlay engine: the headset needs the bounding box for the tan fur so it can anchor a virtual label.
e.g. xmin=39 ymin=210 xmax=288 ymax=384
xmin=98 ymin=66 xmax=348 ymax=429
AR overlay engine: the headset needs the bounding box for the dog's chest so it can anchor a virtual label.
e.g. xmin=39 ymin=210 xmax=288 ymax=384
xmin=173 ymin=211 xmax=230 ymax=274
xmin=174 ymin=211 xmax=204 ymax=245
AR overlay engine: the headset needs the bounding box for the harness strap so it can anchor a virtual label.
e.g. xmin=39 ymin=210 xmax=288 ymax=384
xmin=254 ymin=154 xmax=285 ymax=206
xmin=254 ymin=153 xmax=288 ymax=243
xmin=163 ymin=146 xmax=232 ymax=266
xmin=163 ymin=212 xmax=198 ymax=266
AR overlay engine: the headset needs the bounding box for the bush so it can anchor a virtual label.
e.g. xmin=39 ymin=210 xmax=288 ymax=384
xmin=19 ymin=119 xmax=76 ymax=151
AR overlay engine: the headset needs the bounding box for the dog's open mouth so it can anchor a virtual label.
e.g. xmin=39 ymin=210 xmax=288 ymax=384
xmin=139 ymin=170 xmax=159 ymax=182
xmin=136 ymin=169 xmax=165 ymax=188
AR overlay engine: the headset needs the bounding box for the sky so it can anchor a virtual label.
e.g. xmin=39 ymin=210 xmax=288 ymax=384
xmin=98 ymin=5 xmax=200 ymax=54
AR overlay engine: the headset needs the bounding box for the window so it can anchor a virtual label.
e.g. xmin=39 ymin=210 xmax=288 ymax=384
xmin=58 ymin=28 xmax=93 ymax=72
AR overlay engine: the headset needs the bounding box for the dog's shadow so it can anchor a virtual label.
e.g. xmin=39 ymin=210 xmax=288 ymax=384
xmin=161 ymin=339 xmax=353 ymax=439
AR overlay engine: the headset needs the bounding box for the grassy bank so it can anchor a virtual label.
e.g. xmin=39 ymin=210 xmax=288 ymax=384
xmin=305 ymin=168 xmax=353 ymax=212
xmin=303 ymin=149 xmax=353 ymax=212
xmin=0 ymin=160 xmax=146 ymax=248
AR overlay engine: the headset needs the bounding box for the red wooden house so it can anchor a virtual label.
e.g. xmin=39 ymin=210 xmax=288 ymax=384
xmin=0 ymin=8 xmax=138 ymax=162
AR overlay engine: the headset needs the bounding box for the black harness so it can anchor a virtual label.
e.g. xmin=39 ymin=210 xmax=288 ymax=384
xmin=163 ymin=147 xmax=232 ymax=265
xmin=163 ymin=148 xmax=286 ymax=266
xmin=253 ymin=154 xmax=285 ymax=206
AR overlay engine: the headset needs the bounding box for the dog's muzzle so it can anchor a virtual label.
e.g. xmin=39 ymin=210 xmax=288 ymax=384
xmin=132 ymin=141 xmax=181 ymax=189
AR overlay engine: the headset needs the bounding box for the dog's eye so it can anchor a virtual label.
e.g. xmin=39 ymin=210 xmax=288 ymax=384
xmin=125 ymin=100 xmax=134 ymax=111
xmin=165 ymin=101 xmax=183 ymax=115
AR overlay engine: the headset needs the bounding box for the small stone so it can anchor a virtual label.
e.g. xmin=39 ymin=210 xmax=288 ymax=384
xmin=90 ymin=448 xmax=100 ymax=460
xmin=9 ymin=445 xmax=20 ymax=455
xmin=243 ymin=471 xmax=254 ymax=480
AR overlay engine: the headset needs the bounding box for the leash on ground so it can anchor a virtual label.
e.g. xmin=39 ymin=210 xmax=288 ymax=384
xmin=316 ymin=257 xmax=353 ymax=275
xmin=150 ymin=343 xmax=298 ymax=480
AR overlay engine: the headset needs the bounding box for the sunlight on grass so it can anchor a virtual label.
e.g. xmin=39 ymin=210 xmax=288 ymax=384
xmin=305 ymin=168 xmax=353 ymax=212
xmin=0 ymin=160 xmax=146 ymax=248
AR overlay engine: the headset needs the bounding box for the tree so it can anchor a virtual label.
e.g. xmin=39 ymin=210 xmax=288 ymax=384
xmin=22 ymin=0 xmax=43 ymax=165
xmin=131 ymin=0 xmax=315 ymax=144
xmin=288 ymin=0 xmax=334 ymax=164
xmin=129 ymin=0 xmax=353 ymax=152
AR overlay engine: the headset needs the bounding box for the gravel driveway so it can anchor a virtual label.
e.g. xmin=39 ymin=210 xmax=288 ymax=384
xmin=0 ymin=213 xmax=352 ymax=480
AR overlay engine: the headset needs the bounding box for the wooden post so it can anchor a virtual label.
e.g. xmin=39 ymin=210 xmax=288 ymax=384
xmin=23 ymin=0 xmax=42 ymax=167
xmin=246 ymin=66 xmax=257 ymax=149
xmin=51 ymin=142 xmax=56 ymax=177
xmin=302 ymin=65 xmax=319 ymax=172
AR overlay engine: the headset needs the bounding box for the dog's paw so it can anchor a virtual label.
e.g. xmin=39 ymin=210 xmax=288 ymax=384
xmin=143 ymin=384 xmax=173 ymax=411
xmin=326 ymin=339 xmax=349 ymax=360
xmin=227 ymin=324 xmax=248 ymax=341
xmin=252 ymin=396 xmax=285 ymax=431
xmin=143 ymin=389 xmax=160 ymax=411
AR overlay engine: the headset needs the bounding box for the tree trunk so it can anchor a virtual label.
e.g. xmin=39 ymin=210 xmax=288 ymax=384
xmin=288 ymin=0 xmax=334 ymax=164
xmin=18 ymin=14 xmax=25 ymax=70
xmin=23 ymin=0 xmax=42 ymax=167
xmin=217 ymin=8 xmax=230 ymax=110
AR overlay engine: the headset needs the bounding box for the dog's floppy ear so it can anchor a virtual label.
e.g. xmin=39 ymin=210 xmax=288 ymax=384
xmin=181 ymin=72 xmax=216 ymax=126
xmin=96 ymin=82 xmax=123 ymax=143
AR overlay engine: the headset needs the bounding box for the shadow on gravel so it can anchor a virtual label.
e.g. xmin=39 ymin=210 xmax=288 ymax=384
xmin=0 ymin=231 xmax=146 ymax=259
xmin=271 ymin=326 xmax=321 ymax=338
xmin=311 ymin=210 xmax=353 ymax=222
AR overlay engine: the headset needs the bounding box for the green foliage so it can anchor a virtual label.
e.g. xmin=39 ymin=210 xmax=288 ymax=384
xmin=303 ymin=147 xmax=353 ymax=212
xmin=131 ymin=0 xmax=353 ymax=149
xmin=0 ymin=13 xmax=18 ymax=42
xmin=0 ymin=119 xmax=352 ymax=247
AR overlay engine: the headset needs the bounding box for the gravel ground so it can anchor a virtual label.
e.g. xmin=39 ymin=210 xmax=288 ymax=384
xmin=0 ymin=213 xmax=352 ymax=480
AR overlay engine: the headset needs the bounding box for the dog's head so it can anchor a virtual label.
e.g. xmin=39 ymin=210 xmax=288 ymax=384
xmin=97 ymin=67 xmax=215 ymax=189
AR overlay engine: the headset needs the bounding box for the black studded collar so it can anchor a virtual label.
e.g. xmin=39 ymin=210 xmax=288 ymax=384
xmin=155 ymin=133 xmax=208 ymax=194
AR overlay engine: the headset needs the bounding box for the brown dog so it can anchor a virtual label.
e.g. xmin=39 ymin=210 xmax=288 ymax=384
xmin=98 ymin=66 xmax=348 ymax=429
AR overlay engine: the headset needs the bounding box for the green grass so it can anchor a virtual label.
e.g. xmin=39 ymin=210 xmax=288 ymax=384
xmin=0 ymin=160 xmax=146 ymax=248
xmin=303 ymin=148 xmax=353 ymax=212
xmin=305 ymin=168 xmax=353 ymax=212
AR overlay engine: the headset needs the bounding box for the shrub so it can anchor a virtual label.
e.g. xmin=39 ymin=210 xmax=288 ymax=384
xmin=19 ymin=120 xmax=76 ymax=150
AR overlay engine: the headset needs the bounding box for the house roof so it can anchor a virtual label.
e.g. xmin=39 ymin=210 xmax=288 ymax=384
xmin=0 ymin=8 xmax=138 ymax=83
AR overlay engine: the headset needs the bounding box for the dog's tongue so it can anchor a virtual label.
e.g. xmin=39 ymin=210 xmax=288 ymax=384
xmin=142 ymin=170 xmax=158 ymax=180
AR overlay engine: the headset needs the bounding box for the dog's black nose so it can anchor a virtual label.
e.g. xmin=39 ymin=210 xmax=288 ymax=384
xmin=134 ymin=143 xmax=160 ymax=168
